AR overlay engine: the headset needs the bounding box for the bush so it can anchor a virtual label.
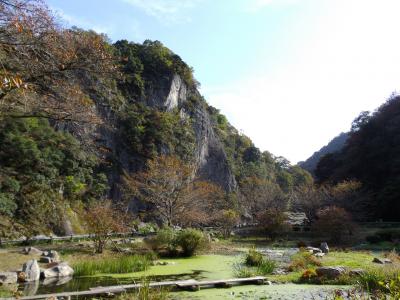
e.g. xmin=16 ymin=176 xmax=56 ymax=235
xmin=299 ymin=268 xmax=318 ymax=282
xmin=288 ymin=251 xmax=321 ymax=271
xmin=245 ymin=247 xmax=264 ymax=267
xmin=145 ymin=228 xmax=175 ymax=250
xmin=175 ymin=228 xmax=206 ymax=257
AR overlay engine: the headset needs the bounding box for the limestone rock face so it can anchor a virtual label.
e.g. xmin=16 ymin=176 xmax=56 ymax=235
xmin=0 ymin=272 xmax=17 ymax=284
xmin=21 ymin=259 xmax=40 ymax=282
xmin=164 ymin=74 xmax=187 ymax=111
xmin=190 ymin=99 xmax=237 ymax=191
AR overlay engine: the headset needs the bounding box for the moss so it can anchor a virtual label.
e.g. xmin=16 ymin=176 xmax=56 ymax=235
xmin=110 ymin=255 xmax=237 ymax=280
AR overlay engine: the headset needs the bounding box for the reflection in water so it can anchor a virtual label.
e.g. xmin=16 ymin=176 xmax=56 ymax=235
xmin=18 ymin=270 xmax=207 ymax=296
xmin=22 ymin=280 xmax=39 ymax=296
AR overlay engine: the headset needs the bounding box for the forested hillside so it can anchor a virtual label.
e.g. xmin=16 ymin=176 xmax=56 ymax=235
xmin=299 ymin=132 xmax=348 ymax=175
xmin=0 ymin=0 xmax=312 ymax=238
xmin=315 ymin=95 xmax=400 ymax=221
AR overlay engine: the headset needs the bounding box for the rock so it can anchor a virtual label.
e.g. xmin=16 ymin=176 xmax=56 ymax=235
xmin=42 ymin=262 xmax=74 ymax=278
xmin=0 ymin=272 xmax=18 ymax=284
xmin=39 ymin=257 xmax=52 ymax=264
xmin=272 ymin=268 xmax=288 ymax=275
xmin=306 ymin=246 xmax=322 ymax=254
xmin=21 ymin=259 xmax=40 ymax=282
xmin=316 ymin=266 xmax=346 ymax=279
xmin=266 ymin=281 xmax=273 ymax=285
xmin=22 ymin=247 xmax=43 ymax=255
xmin=120 ymin=248 xmax=133 ymax=254
xmin=314 ymin=252 xmax=325 ymax=258
xmin=320 ymin=242 xmax=329 ymax=254
xmin=373 ymin=257 xmax=392 ymax=264
xmin=41 ymin=250 xmax=60 ymax=263
xmin=349 ymin=269 xmax=365 ymax=276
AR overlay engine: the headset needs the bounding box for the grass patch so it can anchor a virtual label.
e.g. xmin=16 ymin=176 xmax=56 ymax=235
xmin=117 ymin=279 xmax=169 ymax=300
xmin=73 ymin=254 xmax=152 ymax=276
xmin=320 ymin=250 xmax=376 ymax=269
xmin=0 ymin=249 xmax=41 ymax=272
xmin=233 ymin=248 xmax=276 ymax=278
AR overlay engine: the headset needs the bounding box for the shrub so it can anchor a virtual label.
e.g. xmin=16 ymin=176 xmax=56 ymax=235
xmin=73 ymin=254 xmax=152 ymax=276
xmin=145 ymin=227 xmax=176 ymax=252
xmin=358 ymin=268 xmax=400 ymax=293
xmin=288 ymin=251 xmax=321 ymax=271
xmin=257 ymin=259 xmax=276 ymax=275
xmin=175 ymin=228 xmax=206 ymax=257
xmin=300 ymin=268 xmax=318 ymax=282
xmin=138 ymin=223 xmax=158 ymax=235
xmin=245 ymin=247 xmax=264 ymax=267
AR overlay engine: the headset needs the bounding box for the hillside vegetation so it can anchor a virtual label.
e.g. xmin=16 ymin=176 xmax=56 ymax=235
xmin=0 ymin=0 xmax=312 ymax=238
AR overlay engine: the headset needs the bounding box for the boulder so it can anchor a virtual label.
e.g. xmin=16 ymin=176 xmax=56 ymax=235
xmin=39 ymin=257 xmax=52 ymax=264
xmin=41 ymin=250 xmax=60 ymax=263
xmin=306 ymin=246 xmax=322 ymax=254
xmin=42 ymin=262 xmax=74 ymax=278
xmin=373 ymin=257 xmax=392 ymax=264
xmin=314 ymin=252 xmax=325 ymax=258
xmin=21 ymin=259 xmax=40 ymax=282
xmin=349 ymin=269 xmax=365 ymax=276
xmin=320 ymin=242 xmax=329 ymax=254
xmin=0 ymin=272 xmax=17 ymax=284
xmin=316 ymin=266 xmax=346 ymax=279
xmin=22 ymin=247 xmax=43 ymax=255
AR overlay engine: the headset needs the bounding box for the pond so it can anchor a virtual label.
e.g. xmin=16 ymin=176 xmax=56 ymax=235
xmin=15 ymin=254 xmax=350 ymax=299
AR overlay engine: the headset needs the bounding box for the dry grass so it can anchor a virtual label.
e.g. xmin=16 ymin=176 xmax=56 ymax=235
xmin=0 ymin=249 xmax=41 ymax=272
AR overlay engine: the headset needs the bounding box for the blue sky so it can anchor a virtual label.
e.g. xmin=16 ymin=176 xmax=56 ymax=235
xmin=47 ymin=0 xmax=400 ymax=163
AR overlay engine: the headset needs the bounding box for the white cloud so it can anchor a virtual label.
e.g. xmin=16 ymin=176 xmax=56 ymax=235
xmin=205 ymin=0 xmax=400 ymax=163
xmin=52 ymin=7 xmax=113 ymax=35
xmin=121 ymin=0 xmax=202 ymax=24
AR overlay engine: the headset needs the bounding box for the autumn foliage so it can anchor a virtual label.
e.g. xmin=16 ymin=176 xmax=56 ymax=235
xmin=124 ymin=155 xmax=226 ymax=227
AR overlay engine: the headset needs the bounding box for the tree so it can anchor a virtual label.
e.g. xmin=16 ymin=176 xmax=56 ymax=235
xmin=291 ymin=184 xmax=331 ymax=221
xmin=85 ymin=201 xmax=127 ymax=253
xmin=256 ymin=208 xmax=290 ymax=239
xmin=216 ymin=209 xmax=240 ymax=238
xmin=240 ymin=176 xmax=286 ymax=219
xmin=124 ymin=155 xmax=225 ymax=226
xmin=312 ymin=206 xmax=355 ymax=244
xmin=0 ymin=0 xmax=114 ymax=122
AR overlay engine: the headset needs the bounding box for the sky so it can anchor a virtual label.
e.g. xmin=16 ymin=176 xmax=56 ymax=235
xmin=47 ymin=0 xmax=400 ymax=163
